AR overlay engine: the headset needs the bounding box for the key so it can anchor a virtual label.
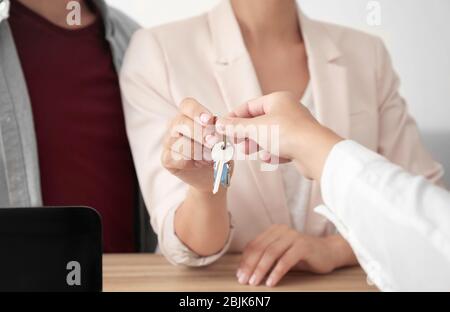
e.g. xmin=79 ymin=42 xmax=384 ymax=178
xmin=214 ymin=162 xmax=231 ymax=186
xmin=212 ymin=141 xmax=233 ymax=194
xmin=212 ymin=138 xmax=234 ymax=194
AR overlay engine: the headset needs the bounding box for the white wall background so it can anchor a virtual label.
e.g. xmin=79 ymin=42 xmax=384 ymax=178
xmin=107 ymin=0 xmax=450 ymax=182
xmin=106 ymin=0 xmax=450 ymax=133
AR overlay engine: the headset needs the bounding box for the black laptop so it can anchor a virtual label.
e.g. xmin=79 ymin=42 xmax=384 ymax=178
xmin=0 ymin=207 xmax=102 ymax=292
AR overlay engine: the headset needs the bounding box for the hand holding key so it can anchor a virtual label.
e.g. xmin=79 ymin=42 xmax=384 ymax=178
xmin=215 ymin=92 xmax=342 ymax=181
xmin=165 ymin=98 xmax=233 ymax=257
xmin=162 ymin=98 xmax=234 ymax=193
xmin=161 ymin=98 xmax=217 ymax=192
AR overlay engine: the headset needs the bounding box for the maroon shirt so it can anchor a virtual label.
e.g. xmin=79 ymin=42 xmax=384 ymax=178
xmin=9 ymin=1 xmax=137 ymax=253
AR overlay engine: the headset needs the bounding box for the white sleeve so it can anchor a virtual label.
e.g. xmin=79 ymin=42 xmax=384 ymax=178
xmin=315 ymin=140 xmax=450 ymax=291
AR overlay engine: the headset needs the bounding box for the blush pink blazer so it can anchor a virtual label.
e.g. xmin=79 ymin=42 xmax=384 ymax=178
xmin=120 ymin=0 xmax=444 ymax=265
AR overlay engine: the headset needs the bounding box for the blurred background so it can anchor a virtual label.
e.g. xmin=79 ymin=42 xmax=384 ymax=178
xmin=106 ymin=0 xmax=450 ymax=184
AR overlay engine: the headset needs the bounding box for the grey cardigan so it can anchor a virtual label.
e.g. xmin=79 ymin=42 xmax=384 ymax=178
xmin=0 ymin=0 xmax=155 ymax=251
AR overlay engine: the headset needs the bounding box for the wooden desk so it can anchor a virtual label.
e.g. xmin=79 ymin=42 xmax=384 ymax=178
xmin=103 ymin=254 xmax=377 ymax=292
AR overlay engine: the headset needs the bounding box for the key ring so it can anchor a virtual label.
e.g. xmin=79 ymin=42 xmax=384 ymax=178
xmin=222 ymin=134 xmax=227 ymax=150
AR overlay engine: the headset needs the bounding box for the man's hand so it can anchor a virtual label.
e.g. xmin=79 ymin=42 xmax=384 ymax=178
xmin=237 ymin=224 xmax=355 ymax=287
xmin=216 ymin=92 xmax=343 ymax=181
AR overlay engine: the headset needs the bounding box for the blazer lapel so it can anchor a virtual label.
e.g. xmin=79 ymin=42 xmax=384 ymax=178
xmin=208 ymin=0 xmax=290 ymax=225
xmin=299 ymin=11 xmax=350 ymax=138
xmin=207 ymin=1 xmax=351 ymax=227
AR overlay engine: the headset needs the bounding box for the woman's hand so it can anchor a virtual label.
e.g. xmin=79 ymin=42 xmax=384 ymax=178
xmin=216 ymin=92 xmax=343 ymax=181
xmin=237 ymin=224 xmax=357 ymax=287
xmin=162 ymin=98 xmax=231 ymax=257
xmin=161 ymin=98 xmax=223 ymax=192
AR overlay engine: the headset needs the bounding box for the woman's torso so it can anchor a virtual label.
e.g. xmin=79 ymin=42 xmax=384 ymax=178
xmin=137 ymin=0 xmax=382 ymax=252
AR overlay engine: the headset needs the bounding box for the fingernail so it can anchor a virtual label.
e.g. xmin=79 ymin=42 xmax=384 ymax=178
xmin=249 ymin=274 xmax=257 ymax=286
xmin=200 ymin=113 xmax=211 ymax=125
xmin=236 ymin=269 xmax=242 ymax=279
xmin=205 ymin=134 xmax=219 ymax=147
xmin=266 ymin=277 xmax=274 ymax=287
xmin=238 ymin=273 xmax=248 ymax=285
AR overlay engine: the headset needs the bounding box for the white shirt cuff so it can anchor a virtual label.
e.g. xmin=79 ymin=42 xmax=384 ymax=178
xmin=320 ymin=140 xmax=384 ymax=220
xmin=158 ymin=204 xmax=234 ymax=267
xmin=316 ymin=140 xmax=393 ymax=290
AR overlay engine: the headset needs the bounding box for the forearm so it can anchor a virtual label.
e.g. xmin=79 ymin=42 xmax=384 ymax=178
xmin=292 ymin=123 xmax=343 ymax=182
xmin=174 ymin=187 xmax=231 ymax=257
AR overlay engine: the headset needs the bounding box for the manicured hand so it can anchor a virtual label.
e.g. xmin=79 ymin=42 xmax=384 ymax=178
xmin=237 ymin=224 xmax=343 ymax=287
xmin=166 ymin=99 xmax=233 ymax=256
xmin=161 ymin=98 xmax=224 ymax=192
xmin=216 ymin=92 xmax=343 ymax=181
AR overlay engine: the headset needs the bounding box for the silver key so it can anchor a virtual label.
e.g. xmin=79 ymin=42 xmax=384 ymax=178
xmin=211 ymin=139 xmax=234 ymax=194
